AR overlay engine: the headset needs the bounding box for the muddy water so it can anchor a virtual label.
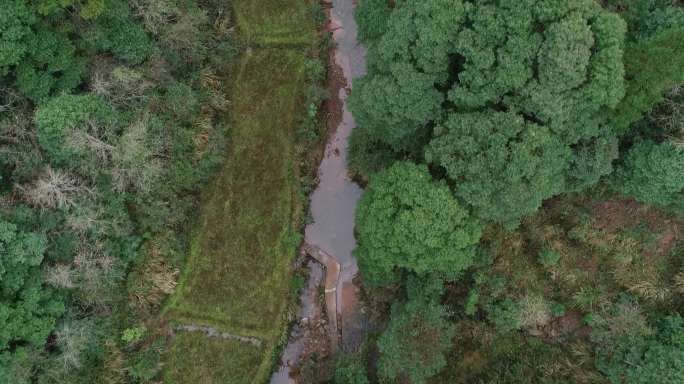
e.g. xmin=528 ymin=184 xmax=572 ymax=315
xmin=270 ymin=0 xmax=366 ymax=382
xmin=306 ymin=0 xmax=365 ymax=308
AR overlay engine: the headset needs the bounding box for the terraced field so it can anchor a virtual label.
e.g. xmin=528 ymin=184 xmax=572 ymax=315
xmin=163 ymin=1 xmax=319 ymax=383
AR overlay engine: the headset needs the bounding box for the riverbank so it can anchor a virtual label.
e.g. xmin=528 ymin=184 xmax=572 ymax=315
xmin=162 ymin=1 xmax=325 ymax=383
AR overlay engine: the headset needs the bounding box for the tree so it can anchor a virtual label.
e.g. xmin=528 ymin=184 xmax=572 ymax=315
xmin=377 ymin=294 xmax=454 ymax=384
xmin=34 ymin=94 xmax=119 ymax=167
xmin=0 ymin=1 xmax=35 ymax=77
xmin=605 ymin=1 xmax=684 ymax=133
xmin=595 ymin=314 xmax=684 ymax=384
xmin=14 ymin=25 xmax=86 ymax=102
xmin=612 ymin=26 xmax=684 ymax=134
xmin=78 ymin=0 xmax=153 ymax=65
xmin=426 ymin=112 xmax=568 ymax=227
xmin=613 ymin=140 xmax=684 ymax=210
xmin=34 ymin=0 xmax=106 ymax=19
xmin=350 ymin=0 xmax=627 ymax=226
xmin=0 ymin=219 xmax=64 ymax=355
xmin=354 ymin=161 xmax=482 ymax=285
xmin=355 ymin=0 xmax=391 ymax=43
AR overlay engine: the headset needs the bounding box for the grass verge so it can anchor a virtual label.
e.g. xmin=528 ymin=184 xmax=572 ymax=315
xmin=163 ymin=332 xmax=264 ymax=384
xmin=233 ymin=0 xmax=319 ymax=47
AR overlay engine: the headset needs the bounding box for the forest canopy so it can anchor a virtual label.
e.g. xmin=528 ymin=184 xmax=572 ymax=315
xmin=350 ymin=0 xmax=628 ymax=227
xmin=350 ymin=1 xmax=684 ymax=383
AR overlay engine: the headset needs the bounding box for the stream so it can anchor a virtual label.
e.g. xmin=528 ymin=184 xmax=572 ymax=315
xmin=270 ymin=0 xmax=366 ymax=382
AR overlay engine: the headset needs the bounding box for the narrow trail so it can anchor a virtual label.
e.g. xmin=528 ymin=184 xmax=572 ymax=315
xmin=174 ymin=324 xmax=263 ymax=347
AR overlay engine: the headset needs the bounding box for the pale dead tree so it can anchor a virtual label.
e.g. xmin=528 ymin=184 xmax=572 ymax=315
xmin=518 ymin=295 xmax=552 ymax=330
xmin=0 ymin=87 xmax=21 ymax=114
xmin=91 ymin=65 xmax=154 ymax=107
xmin=654 ymin=85 xmax=684 ymax=147
xmin=112 ymin=115 xmax=163 ymax=193
xmin=0 ymin=105 xmax=33 ymax=144
xmin=130 ymin=0 xmax=180 ymax=36
xmin=73 ymin=242 xmax=120 ymax=312
xmin=66 ymin=202 xmax=103 ymax=234
xmin=163 ymin=8 xmax=209 ymax=56
xmin=55 ymin=320 xmax=94 ymax=369
xmin=45 ymin=264 xmax=76 ymax=289
xmin=673 ymin=271 xmax=684 ymax=295
xmin=66 ymin=119 xmax=115 ymax=163
xmin=89 ymin=71 xmax=112 ymax=98
xmin=18 ymin=167 xmax=88 ymax=209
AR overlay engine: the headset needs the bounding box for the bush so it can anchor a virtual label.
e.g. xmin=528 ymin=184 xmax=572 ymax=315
xmin=377 ymin=297 xmax=454 ymax=384
xmin=595 ymin=313 xmax=684 ymax=384
xmin=613 ymin=140 xmax=684 ymax=210
xmin=538 ymin=248 xmax=561 ymax=268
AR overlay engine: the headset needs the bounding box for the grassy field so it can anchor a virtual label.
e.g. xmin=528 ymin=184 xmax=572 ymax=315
xmin=167 ymin=48 xmax=307 ymax=340
xmin=164 ymin=49 xmax=309 ymax=383
xmin=233 ymin=0 xmax=318 ymax=46
xmin=164 ymin=333 xmax=265 ymax=384
xmin=162 ymin=0 xmax=320 ymax=380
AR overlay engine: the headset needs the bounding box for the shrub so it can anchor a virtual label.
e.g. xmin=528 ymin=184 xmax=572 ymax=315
xmin=377 ymin=297 xmax=454 ymax=384
xmin=333 ymin=353 xmax=369 ymax=384
xmin=614 ymin=140 xmax=684 ymax=210
xmin=538 ymin=248 xmax=562 ymax=268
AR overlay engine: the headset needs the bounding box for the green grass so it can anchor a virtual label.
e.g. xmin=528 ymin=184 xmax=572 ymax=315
xmin=233 ymin=0 xmax=318 ymax=46
xmin=167 ymin=48 xmax=307 ymax=341
xmin=164 ymin=332 xmax=265 ymax=384
xmin=162 ymin=1 xmax=320 ymax=382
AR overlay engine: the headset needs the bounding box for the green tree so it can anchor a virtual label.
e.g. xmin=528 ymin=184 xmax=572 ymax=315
xmin=596 ymin=314 xmax=684 ymax=384
xmin=356 ymin=0 xmax=391 ymax=42
xmin=426 ymin=112 xmax=568 ymax=227
xmin=351 ymin=0 xmax=627 ymax=226
xmin=333 ymin=353 xmax=369 ymax=384
xmin=377 ymin=295 xmax=454 ymax=384
xmin=0 ymin=219 xmax=64 ymax=360
xmin=34 ymin=94 xmax=119 ymax=167
xmin=605 ymin=1 xmax=684 ymax=133
xmin=14 ymin=25 xmax=85 ymax=102
xmin=613 ymin=140 xmax=684 ymax=210
xmin=34 ymin=0 xmax=107 ymax=19
xmin=79 ymin=0 xmax=153 ymax=65
xmin=612 ymin=27 xmax=684 ymax=134
xmin=354 ymin=161 xmax=482 ymax=286
xmin=0 ymin=0 xmax=35 ymax=76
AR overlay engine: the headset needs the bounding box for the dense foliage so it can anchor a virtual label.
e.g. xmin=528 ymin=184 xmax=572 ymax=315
xmin=0 ymin=0 xmax=235 ymax=382
xmin=351 ymin=0 xmax=627 ymax=227
xmin=376 ymin=279 xmax=454 ymax=384
xmin=354 ymin=161 xmax=482 ymax=285
xmin=348 ymin=0 xmax=684 ymax=383
xmin=614 ymin=140 xmax=684 ymax=211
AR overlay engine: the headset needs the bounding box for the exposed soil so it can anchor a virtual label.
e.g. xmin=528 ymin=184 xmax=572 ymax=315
xmin=535 ymin=310 xmax=592 ymax=342
xmin=592 ymin=197 xmax=682 ymax=257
